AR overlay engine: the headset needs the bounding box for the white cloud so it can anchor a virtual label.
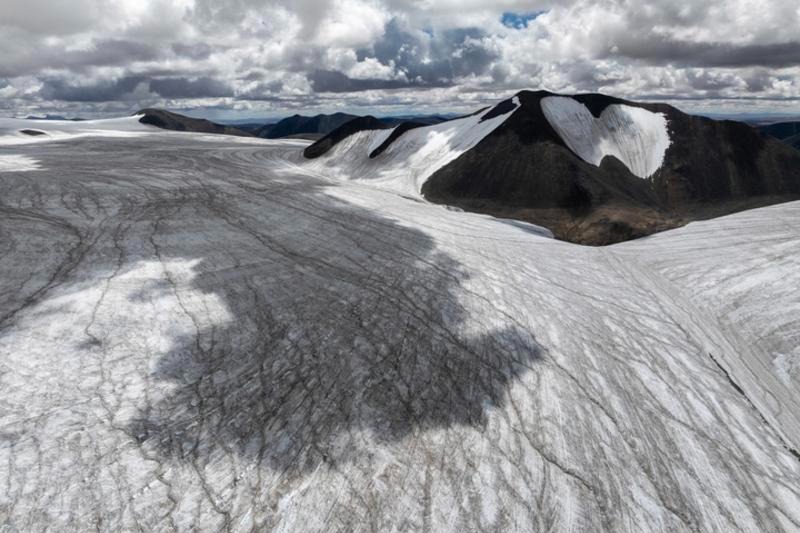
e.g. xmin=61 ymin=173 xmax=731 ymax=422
xmin=0 ymin=0 xmax=798 ymax=116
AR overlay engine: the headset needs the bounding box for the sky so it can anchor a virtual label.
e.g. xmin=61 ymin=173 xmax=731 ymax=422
xmin=1 ymin=0 xmax=799 ymax=120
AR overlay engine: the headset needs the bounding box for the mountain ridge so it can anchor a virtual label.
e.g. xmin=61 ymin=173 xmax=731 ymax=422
xmin=303 ymin=89 xmax=800 ymax=244
xmin=136 ymin=108 xmax=254 ymax=137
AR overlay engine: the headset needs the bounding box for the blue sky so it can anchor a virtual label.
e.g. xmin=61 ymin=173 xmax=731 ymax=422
xmin=500 ymin=12 xmax=543 ymax=30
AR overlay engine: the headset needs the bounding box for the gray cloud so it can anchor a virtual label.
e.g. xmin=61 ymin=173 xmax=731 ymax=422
xmin=362 ymin=20 xmax=497 ymax=85
xmin=149 ymin=77 xmax=234 ymax=98
xmin=685 ymin=70 xmax=738 ymax=91
xmin=612 ymin=38 xmax=800 ymax=68
xmin=309 ymin=70 xmax=420 ymax=92
xmin=238 ymin=80 xmax=285 ymax=99
xmin=171 ymin=42 xmax=215 ymax=60
xmin=744 ymin=70 xmax=773 ymax=93
xmin=564 ymin=61 xmax=625 ymax=91
xmin=0 ymin=38 xmax=161 ymax=78
xmin=38 ymin=76 xmax=147 ymax=102
xmin=36 ymin=75 xmax=234 ymax=102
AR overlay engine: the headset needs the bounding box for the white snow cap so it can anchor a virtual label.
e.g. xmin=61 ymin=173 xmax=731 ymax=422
xmin=541 ymin=96 xmax=671 ymax=179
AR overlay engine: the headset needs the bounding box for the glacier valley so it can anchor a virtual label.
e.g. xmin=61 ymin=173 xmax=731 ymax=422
xmin=1 ymin=119 xmax=799 ymax=532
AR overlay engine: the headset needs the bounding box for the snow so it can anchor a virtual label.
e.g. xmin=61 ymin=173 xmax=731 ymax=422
xmin=0 ymin=115 xmax=154 ymax=145
xmin=302 ymin=101 xmax=519 ymax=197
xmin=613 ymin=203 xmax=800 ymax=448
xmin=540 ymin=96 xmax=671 ymax=178
xmin=1 ymin=112 xmax=800 ymax=532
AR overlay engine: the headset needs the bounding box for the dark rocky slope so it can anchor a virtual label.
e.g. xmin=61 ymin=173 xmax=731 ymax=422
xmin=137 ymin=109 xmax=253 ymax=137
xmin=259 ymin=113 xmax=448 ymax=139
xmin=303 ymin=116 xmax=390 ymax=159
xmin=257 ymin=113 xmax=358 ymax=139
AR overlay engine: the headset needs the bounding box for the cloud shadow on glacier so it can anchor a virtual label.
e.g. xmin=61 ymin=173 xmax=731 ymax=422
xmin=124 ymin=164 xmax=543 ymax=476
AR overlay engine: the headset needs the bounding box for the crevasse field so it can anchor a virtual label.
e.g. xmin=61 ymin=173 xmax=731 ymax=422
xmin=1 ymin=117 xmax=800 ymax=532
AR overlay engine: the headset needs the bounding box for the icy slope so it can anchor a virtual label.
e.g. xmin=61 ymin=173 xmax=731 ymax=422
xmin=302 ymin=99 xmax=520 ymax=197
xmin=541 ymin=96 xmax=670 ymax=178
xmin=0 ymin=154 xmax=41 ymax=171
xmin=1 ymin=130 xmax=800 ymax=532
xmin=0 ymin=115 xmax=153 ymax=145
xmin=614 ymin=204 xmax=800 ymax=447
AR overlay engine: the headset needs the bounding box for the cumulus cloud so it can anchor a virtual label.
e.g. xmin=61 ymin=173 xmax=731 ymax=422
xmin=0 ymin=0 xmax=798 ymax=117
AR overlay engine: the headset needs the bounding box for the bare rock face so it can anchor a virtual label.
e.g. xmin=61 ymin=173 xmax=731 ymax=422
xmin=137 ymin=108 xmax=254 ymax=137
xmin=423 ymin=91 xmax=800 ymax=244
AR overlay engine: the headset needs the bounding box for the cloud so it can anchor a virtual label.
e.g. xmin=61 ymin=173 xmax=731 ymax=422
xmin=610 ymin=38 xmax=800 ymax=68
xmin=500 ymin=11 xmax=543 ymax=29
xmin=38 ymin=76 xmax=149 ymax=102
xmin=308 ymin=70 xmax=415 ymax=92
xmin=171 ymin=42 xmax=215 ymax=60
xmin=0 ymin=0 xmax=798 ymax=116
xmin=362 ymin=19 xmax=498 ymax=85
xmin=149 ymin=77 xmax=234 ymax=98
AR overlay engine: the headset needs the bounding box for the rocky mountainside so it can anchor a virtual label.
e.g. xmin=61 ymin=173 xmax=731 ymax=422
xmin=304 ymin=90 xmax=800 ymax=244
xmin=137 ymin=109 xmax=253 ymax=137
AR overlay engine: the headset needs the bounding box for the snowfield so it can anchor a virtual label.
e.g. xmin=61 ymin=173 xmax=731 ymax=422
xmin=0 ymin=115 xmax=152 ymax=146
xmin=303 ymin=99 xmax=519 ymax=197
xmin=0 ymin=154 xmax=41 ymax=171
xmin=541 ymin=96 xmax=671 ymax=178
xmin=1 ymin=120 xmax=799 ymax=532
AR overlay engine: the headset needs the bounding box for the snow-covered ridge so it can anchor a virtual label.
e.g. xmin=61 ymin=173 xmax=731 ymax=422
xmin=541 ymin=96 xmax=670 ymax=179
xmin=302 ymin=99 xmax=519 ymax=197
xmin=0 ymin=115 xmax=153 ymax=146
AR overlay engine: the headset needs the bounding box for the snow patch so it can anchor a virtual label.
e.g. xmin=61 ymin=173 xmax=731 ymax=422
xmin=0 ymin=154 xmax=42 ymax=172
xmin=304 ymin=101 xmax=519 ymax=197
xmin=541 ymin=96 xmax=670 ymax=179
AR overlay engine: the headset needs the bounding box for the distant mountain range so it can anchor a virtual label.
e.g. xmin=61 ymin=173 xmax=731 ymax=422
xmin=137 ymin=109 xmax=450 ymax=140
xmin=759 ymin=121 xmax=800 ymax=150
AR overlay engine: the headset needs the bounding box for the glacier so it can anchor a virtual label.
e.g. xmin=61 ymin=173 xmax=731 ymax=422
xmin=1 ymin=117 xmax=799 ymax=532
xmin=540 ymin=96 xmax=671 ymax=178
xmin=0 ymin=115 xmax=152 ymax=146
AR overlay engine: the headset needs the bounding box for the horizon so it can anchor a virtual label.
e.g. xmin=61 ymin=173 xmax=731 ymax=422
xmin=1 ymin=1 xmax=799 ymax=120
xmin=12 ymin=92 xmax=800 ymax=126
